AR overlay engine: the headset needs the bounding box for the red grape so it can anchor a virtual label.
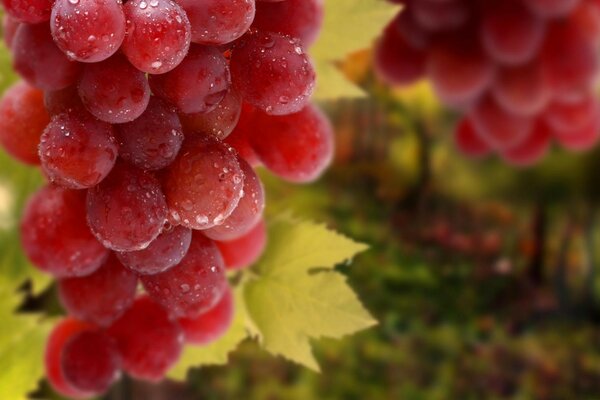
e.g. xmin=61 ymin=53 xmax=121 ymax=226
xmin=454 ymin=117 xmax=490 ymax=159
xmin=176 ymin=0 xmax=255 ymax=45
xmin=39 ymin=111 xmax=118 ymax=189
xmin=544 ymin=94 xmax=598 ymax=133
xmin=178 ymin=285 xmax=234 ymax=345
xmin=501 ymin=121 xmax=552 ymax=167
xmin=78 ymin=55 xmax=151 ymax=124
xmin=2 ymin=15 xmax=19 ymax=48
xmin=524 ymin=0 xmax=581 ymax=19
xmin=21 ymin=185 xmax=108 ymax=278
xmin=179 ymin=89 xmax=242 ymax=140
xmin=230 ymin=31 xmax=315 ymax=115
xmin=249 ymin=104 xmax=334 ymax=183
xmin=61 ymin=330 xmax=121 ymax=394
xmin=115 ymin=97 xmax=184 ymax=171
xmin=44 ymin=85 xmax=84 ymax=116
xmin=117 ymin=225 xmax=192 ymax=275
xmin=553 ymin=110 xmax=600 ymax=151
xmin=122 ymin=0 xmax=191 ymax=74
xmin=86 ymin=162 xmax=168 ymax=252
xmin=216 ymin=219 xmax=267 ymax=270
xmin=491 ymin=61 xmax=551 ymax=116
xmin=224 ymin=103 xmax=261 ymax=166
xmin=162 ymin=135 xmax=244 ymax=230
xmin=252 ymin=0 xmax=323 ymax=47
xmin=58 ymin=254 xmax=138 ymax=327
xmin=2 ymin=0 xmax=53 ymax=24
xmin=203 ymin=157 xmax=265 ymax=241
xmin=107 ymin=296 xmax=183 ymax=382
xmin=149 ymin=45 xmax=230 ymax=114
xmin=140 ymin=232 xmax=227 ymax=318
xmin=50 ymin=0 xmax=126 ymax=63
xmin=412 ymin=0 xmax=469 ymax=32
xmin=0 ymin=81 xmax=49 ymax=164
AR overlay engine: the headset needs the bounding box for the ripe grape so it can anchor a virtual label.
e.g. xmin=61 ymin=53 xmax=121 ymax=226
xmin=58 ymin=254 xmax=138 ymax=327
xmin=39 ymin=111 xmax=118 ymax=189
xmin=122 ymin=0 xmax=191 ymax=74
xmin=115 ymin=97 xmax=184 ymax=171
xmin=86 ymin=162 xmax=168 ymax=252
xmin=12 ymin=23 xmax=82 ymax=91
xmin=454 ymin=118 xmax=490 ymax=159
xmin=45 ymin=318 xmax=94 ymax=399
xmin=553 ymin=111 xmax=600 ymax=151
xmin=216 ymin=219 xmax=267 ymax=270
xmin=179 ymin=286 xmax=234 ymax=345
xmin=252 ymin=0 xmax=323 ymax=47
xmin=21 ymin=185 xmax=108 ymax=278
xmin=204 ymin=157 xmax=264 ymax=241
xmin=2 ymin=0 xmax=53 ymax=24
xmin=2 ymin=15 xmax=19 ymax=48
xmin=0 ymin=81 xmax=49 ymax=164
xmin=107 ymin=296 xmax=183 ymax=382
xmin=61 ymin=330 xmax=121 ymax=394
xmin=176 ymin=0 xmax=255 ymax=45
xmin=544 ymin=94 xmax=598 ymax=133
xmin=524 ymin=0 xmax=581 ymax=19
xmin=149 ymin=45 xmax=230 ymax=114
xmin=78 ymin=55 xmax=151 ymax=124
xmin=117 ymin=225 xmax=192 ymax=275
xmin=411 ymin=0 xmax=470 ymax=32
xmin=224 ymin=103 xmax=261 ymax=166
xmin=44 ymin=86 xmax=84 ymax=115
xmin=140 ymin=232 xmax=227 ymax=318
xmin=501 ymin=121 xmax=551 ymax=167
xmin=230 ymin=31 xmax=315 ymax=115
xmin=491 ymin=61 xmax=551 ymax=116
xmin=162 ymin=135 xmax=244 ymax=230
xmin=249 ymin=104 xmax=334 ymax=183
xmin=179 ymin=89 xmax=242 ymax=140
xmin=50 ymin=0 xmax=126 ymax=63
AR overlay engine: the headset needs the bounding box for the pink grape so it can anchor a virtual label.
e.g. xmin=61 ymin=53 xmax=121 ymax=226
xmin=454 ymin=118 xmax=490 ymax=159
xmin=179 ymin=89 xmax=242 ymax=140
xmin=78 ymin=55 xmax=151 ymax=124
xmin=21 ymin=185 xmax=108 ymax=278
xmin=544 ymin=94 xmax=598 ymax=133
xmin=216 ymin=219 xmax=267 ymax=270
xmin=117 ymin=225 xmax=192 ymax=275
xmin=230 ymin=31 xmax=315 ymax=115
xmin=178 ymin=286 xmax=234 ymax=345
xmin=491 ymin=61 xmax=551 ymax=116
xmin=149 ymin=45 xmax=230 ymax=114
xmin=2 ymin=0 xmax=53 ymax=23
xmin=552 ymin=110 xmax=600 ymax=151
xmin=140 ymin=232 xmax=228 ymax=318
xmin=115 ymin=97 xmax=184 ymax=171
xmin=86 ymin=162 xmax=168 ymax=252
xmin=39 ymin=111 xmax=119 ymax=189
xmin=122 ymin=0 xmax=191 ymax=74
xmin=501 ymin=121 xmax=552 ymax=167
xmin=162 ymin=135 xmax=244 ymax=230
xmin=58 ymin=254 xmax=138 ymax=327
xmin=50 ymin=0 xmax=126 ymax=63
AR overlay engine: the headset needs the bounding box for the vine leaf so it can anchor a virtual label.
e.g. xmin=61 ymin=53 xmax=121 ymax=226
xmin=312 ymin=0 xmax=398 ymax=100
xmin=243 ymin=217 xmax=375 ymax=371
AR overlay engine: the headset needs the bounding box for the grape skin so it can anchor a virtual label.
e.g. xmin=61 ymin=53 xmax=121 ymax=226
xmin=2 ymin=0 xmax=54 ymax=24
xmin=179 ymin=89 xmax=243 ymax=140
xmin=216 ymin=219 xmax=267 ymax=270
xmin=179 ymin=285 xmax=234 ymax=345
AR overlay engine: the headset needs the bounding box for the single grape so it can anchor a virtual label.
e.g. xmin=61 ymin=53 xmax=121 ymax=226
xmin=44 ymin=86 xmax=84 ymax=116
xmin=50 ymin=0 xmax=126 ymax=63
xmin=470 ymin=95 xmax=533 ymax=151
xmin=374 ymin=17 xmax=426 ymax=87
xmin=58 ymin=254 xmax=138 ymax=327
xmin=524 ymin=0 xmax=581 ymax=19
xmin=61 ymin=330 xmax=121 ymax=394
xmin=454 ymin=118 xmax=490 ymax=159
xmin=149 ymin=45 xmax=230 ymax=114
xmin=45 ymin=318 xmax=94 ymax=399
xmin=252 ymin=0 xmax=323 ymax=47
xmin=21 ymin=185 xmax=108 ymax=278
xmin=203 ymin=157 xmax=265 ymax=241
xmin=2 ymin=0 xmax=53 ymax=23
xmin=115 ymin=97 xmax=184 ymax=171
xmin=392 ymin=6 xmax=430 ymax=50
xmin=140 ymin=232 xmax=227 ymax=318
xmin=230 ymin=31 xmax=315 ymax=115
xmin=216 ymin=219 xmax=266 ymax=270
xmin=86 ymin=162 xmax=168 ymax=252
xmin=501 ymin=121 xmax=551 ymax=167
xmin=249 ymin=104 xmax=334 ymax=183
xmin=40 ymin=111 xmax=118 ymax=189
xmin=122 ymin=0 xmax=191 ymax=74
xmin=544 ymin=94 xmax=598 ymax=133
xmin=178 ymin=285 xmax=234 ymax=345
xmin=224 ymin=103 xmax=261 ymax=166
xmin=176 ymin=0 xmax=255 ymax=45
xmin=107 ymin=296 xmax=183 ymax=382
xmin=117 ymin=225 xmax=192 ymax=275
xmin=162 ymin=135 xmax=244 ymax=230
xmin=78 ymin=55 xmax=150 ymax=124
xmin=12 ymin=23 xmax=82 ymax=91
xmin=553 ymin=110 xmax=600 ymax=152
xmin=179 ymin=89 xmax=242 ymax=140
xmin=0 ymin=81 xmax=49 ymax=165
xmin=2 ymin=15 xmax=20 ymax=48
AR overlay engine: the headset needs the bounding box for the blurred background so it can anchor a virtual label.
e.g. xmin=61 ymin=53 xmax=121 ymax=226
xmin=4 ymin=5 xmax=600 ymax=400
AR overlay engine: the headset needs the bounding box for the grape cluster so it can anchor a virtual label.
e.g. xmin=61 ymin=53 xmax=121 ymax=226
xmin=376 ymin=0 xmax=600 ymax=166
xmin=0 ymin=0 xmax=332 ymax=397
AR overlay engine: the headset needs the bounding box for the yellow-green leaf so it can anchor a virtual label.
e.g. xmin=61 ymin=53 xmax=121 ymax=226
xmin=244 ymin=217 xmax=375 ymax=371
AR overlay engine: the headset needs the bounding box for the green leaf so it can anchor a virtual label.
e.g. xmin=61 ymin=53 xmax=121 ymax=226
xmin=312 ymin=0 xmax=398 ymax=100
xmin=167 ymin=284 xmax=249 ymax=380
xmin=243 ymin=217 xmax=375 ymax=371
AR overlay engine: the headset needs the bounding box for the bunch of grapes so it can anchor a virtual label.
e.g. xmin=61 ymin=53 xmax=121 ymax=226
xmin=0 ymin=0 xmax=333 ymax=397
xmin=376 ymin=0 xmax=600 ymax=166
